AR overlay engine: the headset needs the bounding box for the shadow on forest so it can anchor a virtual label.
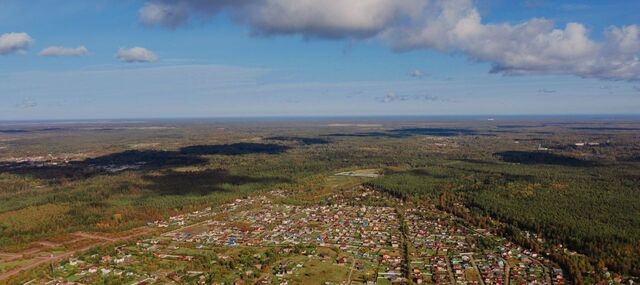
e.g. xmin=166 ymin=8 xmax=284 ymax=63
xmin=455 ymin=158 xmax=500 ymax=165
xmin=625 ymin=156 xmax=640 ymax=162
xmin=405 ymin=167 xmax=536 ymax=183
xmin=327 ymin=132 xmax=404 ymax=138
xmin=0 ymin=143 xmax=289 ymax=181
xmin=496 ymin=125 xmax=541 ymax=129
xmin=327 ymin=127 xmax=479 ymax=138
xmin=180 ymin=143 xmax=289 ymax=155
xmin=143 ymin=169 xmax=290 ymax=195
xmin=495 ymin=151 xmax=597 ymax=167
xmin=570 ymin=127 xmax=640 ymax=131
xmin=0 ymin=129 xmax=30 ymax=134
xmin=391 ymin=128 xmax=478 ymax=137
xmin=266 ymin=136 xmax=330 ymax=145
xmin=385 ymin=166 xmax=537 ymax=185
xmin=0 ymin=127 xmax=67 ymax=134
xmin=86 ymin=150 xmax=207 ymax=167
xmin=621 ymin=174 xmax=640 ymax=185
xmin=407 ymin=169 xmax=453 ymax=179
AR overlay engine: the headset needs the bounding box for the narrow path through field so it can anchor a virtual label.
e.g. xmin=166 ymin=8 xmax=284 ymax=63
xmin=346 ymin=258 xmax=356 ymax=284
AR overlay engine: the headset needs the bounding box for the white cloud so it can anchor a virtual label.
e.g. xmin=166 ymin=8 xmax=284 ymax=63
xmin=538 ymin=89 xmax=557 ymax=94
xmin=0 ymin=32 xmax=33 ymax=55
xmin=240 ymin=0 xmax=426 ymax=38
xmin=138 ymin=0 xmax=640 ymax=81
xmin=139 ymin=2 xmax=190 ymax=27
xmin=39 ymin=46 xmax=89 ymax=57
xmin=139 ymin=0 xmax=248 ymax=27
xmin=409 ymin=69 xmax=426 ymax=78
xmin=377 ymin=91 xmax=446 ymax=103
xmin=116 ymin=47 xmax=158 ymax=63
xmin=139 ymin=0 xmax=425 ymax=38
xmin=15 ymin=98 xmax=38 ymax=109
xmin=383 ymin=0 xmax=640 ymax=81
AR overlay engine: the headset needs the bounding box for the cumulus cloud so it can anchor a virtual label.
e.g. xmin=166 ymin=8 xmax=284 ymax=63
xmin=402 ymin=2 xmax=640 ymax=81
xmin=0 ymin=32 xmax=33 ymax=55
xmin=116 ymin=47 xmax=158 ymax=63
xmin=239 ymin=0 xmax=426 ymax=38
xmin=39 ymin=46 xmax=89 ymax=57
xmin=137 ymin=0 xmax=640 ymax=81
xmin=139 ymin=0 xmax=425 ymax=38
xmin=383 ymin=0 xmax=640 ymax=81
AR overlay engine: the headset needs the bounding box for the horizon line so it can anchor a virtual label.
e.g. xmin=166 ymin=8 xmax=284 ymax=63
xmin=2 ymin=113 xmax=640 ymax=124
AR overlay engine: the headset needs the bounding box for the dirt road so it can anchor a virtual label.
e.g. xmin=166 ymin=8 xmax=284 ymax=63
xmin=0 ymin=227 xmax=154 ymax=282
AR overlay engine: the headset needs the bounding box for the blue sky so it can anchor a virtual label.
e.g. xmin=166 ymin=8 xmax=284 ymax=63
xmin=1 ymin=0 xmax=639 ymax=120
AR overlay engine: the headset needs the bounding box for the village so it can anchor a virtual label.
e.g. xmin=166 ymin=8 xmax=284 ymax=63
xmin=404 ymin=207 xmax=563 ymax=285
xmin=34 ymin=186 xmax=565 ymax=285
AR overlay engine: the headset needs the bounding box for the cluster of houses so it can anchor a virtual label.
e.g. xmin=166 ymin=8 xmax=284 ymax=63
xmin=475 ymin=253 xmax=506 ymax=285
xmin=148 ymin=206 xmax=215 ymax=228
xmin=160 ymin=189 xmax=403 ymax=251
xmin=404 ymin=207 xmax=563 ymax=285
xmin=0 ymin=154 xmax=72 ymax=170
xmin=162 ymin=189 xmax=407 ymax=283
xmin=38 ymin=250 xmax=148 ymax=285
xmin=36 ymin=187 xmax=572 ymax=285
xmin=502 ymin=246 xmax=554 ymax=285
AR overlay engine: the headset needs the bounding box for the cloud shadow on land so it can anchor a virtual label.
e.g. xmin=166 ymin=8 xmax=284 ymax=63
xmin=142 ymin=169 xmax=291 ymax=196
xmin=327 ymin=127 xmax=478 ymax=138
xmin=1 ymin=150 xmax=208 ymax=181
xmin=495 ymin=151 xmax=597 ymax=167
xmin=455 ymin=158 xmax=500 ymax=165
xmin=266 ymin=136 xmax=330 ymax=145
xmin=1 ymin=143 xmax=290 ymax=181
xmin=179 ymin=143 xmax=290 ymax=155
xmin=390 ymin=128 xmax=477 ymax=137
xmin=406 ymin=167 xmax=537 ymax=183
xmin=407 ymin=168 xmax=454 ymax=179
xmin=85 ymin=150 xmax=206 ymax=168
